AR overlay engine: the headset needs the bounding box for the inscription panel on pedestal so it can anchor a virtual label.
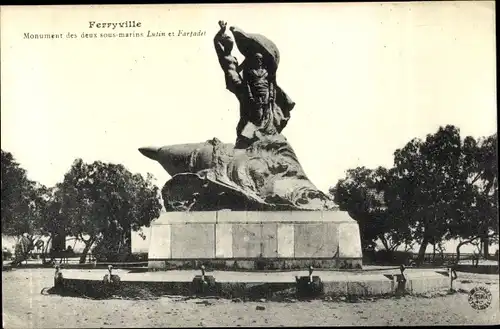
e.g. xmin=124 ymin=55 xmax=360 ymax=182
xmin=148 ymin=224 xmax=171 ymax=259
xmin=261 ymin=223 xmax=279 ymax=257
xmin=170 ymin=223 xmax=215 ymax=258
xmin=294 ymin=223 xmax=339 ymax=258
xmin=277 ymin=223 xmax=294 ymax=257
xmin=232 ymin=224 xmax=263 ymax=258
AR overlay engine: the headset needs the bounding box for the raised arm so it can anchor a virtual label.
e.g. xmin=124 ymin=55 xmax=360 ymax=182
xmin=213 ymin=21 xmax=243 ymax=95
xmin=213 ymin=23 xmax=227 ymax=61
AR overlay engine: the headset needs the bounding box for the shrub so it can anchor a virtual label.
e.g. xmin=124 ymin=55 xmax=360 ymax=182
xmin=362 ymin=249 xmax=377 ymax=264
xmin=2 ymin=248 xmax=13 ymax=261
xmin=92 ymin=239 xmax=130 ymax=262
xmin=374 ymin=250 xmax=414 ymax=265
xmin=126 ymin=253 xmax=148 ymax=262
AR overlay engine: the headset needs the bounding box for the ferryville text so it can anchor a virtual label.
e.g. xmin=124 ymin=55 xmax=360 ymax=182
xmin=89 ymin=21 xmax=142 ymax=29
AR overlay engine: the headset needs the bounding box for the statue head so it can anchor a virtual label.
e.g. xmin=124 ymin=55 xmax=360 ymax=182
xmin=249 ymin=53 xmax=264 ymax=69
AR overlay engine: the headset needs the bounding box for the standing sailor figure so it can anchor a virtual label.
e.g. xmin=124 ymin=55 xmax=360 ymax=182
xmin=213 ymin=20 xmax=296 ymax=148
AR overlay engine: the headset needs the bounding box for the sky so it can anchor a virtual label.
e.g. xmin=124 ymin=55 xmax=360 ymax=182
xmin=1 ymin=2 xmax=496 ymax=195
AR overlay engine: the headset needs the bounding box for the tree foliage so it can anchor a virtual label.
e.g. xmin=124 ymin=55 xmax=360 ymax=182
xmin=59 ymin=159 xmax=162 ymax=263
xmin=390 ymin=125 xmax=472 ymax=262
xmin=331 ymin=126 xmax=498 ymax=264
xmin=1 ymin=150 xmax=63 ymax=264
xmin=447 ymin=133 xmax=498 ymax=259
xmin=330 ymin=166 xmax=412 ymax=251
xmin=1 ymin=150 xmax=39 ymax=236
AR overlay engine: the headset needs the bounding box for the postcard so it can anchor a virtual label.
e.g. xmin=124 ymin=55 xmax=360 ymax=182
xmin=1 ymin=3 xmax=497 ymax=328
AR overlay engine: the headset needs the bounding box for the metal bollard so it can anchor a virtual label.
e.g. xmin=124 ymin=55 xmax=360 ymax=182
xmin=103 ymin=265 xmax=120 ymax=285
xmin=308 ymin=265 xmax=314 ymax=284
xmin=400 ymin=264 xmax=407 ymax=282
xmin=192 ymin=265 xmax=216 ymax=295
xmin=200 ymin=265 xmax=206 ymax=284
xmin=296 ymin=265 xmax=323 ymax=298
xmin=448 ymin=267 xmax=458 ymax=290
xmin=392 ymin=264 xmax=408 ymax=294
xmin=54 ymin=264 xmax=64 ymax=289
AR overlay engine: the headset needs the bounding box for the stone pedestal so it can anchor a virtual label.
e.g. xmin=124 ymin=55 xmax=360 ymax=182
xmin=147 ymin=210 xmax=362 ymax=270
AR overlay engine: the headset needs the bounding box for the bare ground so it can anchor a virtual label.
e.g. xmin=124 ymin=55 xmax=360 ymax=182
xmin=2 ymin=268 xmax=499 ymax=328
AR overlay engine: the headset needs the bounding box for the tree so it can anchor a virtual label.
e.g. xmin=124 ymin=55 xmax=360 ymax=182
xmin=447 ymin=133 xmax=498 ymax=262
xmin=1 ymin=150 xmax=38 ymax=236
xmin=391 ymin=125 xmax=473 ymax=264
xmin=1 ymin=150 xmax=56 ymax=264
xmin=330 ymin=166 xmax=412 ymax=251
xmin=34 ymin=185 xmax=72 ymax=263
xmin=330 ymin=126 xmax=497 ymax=265
xmin=59 ymin=159 xmax=162 ymax=263
xmin=376 ymin=167 xmax=415 ymax=252
xmin=464 ymin=133 xmax=498 ymax=258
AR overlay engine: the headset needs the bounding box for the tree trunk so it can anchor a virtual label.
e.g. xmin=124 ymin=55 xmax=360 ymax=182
xmin=125 ymin=228 xmax=132 ymax=255
xmin=79 ymin=238 xmax=95 ymax=264
xmin=417 ymin=236 xmax=430 ymax=265
xmin=41 ymin=236 xmax=52 ymax=264
xmin=456 ymin=238 xmax=479 ymax=264
xmin=482 ymin=236 xmax=489 ymax=259
xmin=52 ymin=232 xmax=66 ymax=252
xmin=390 ymin=244 xmax=399 ymax=252
xmin=380 ymin=236 xmax=390 ymax=251
xmin=455 ymin=243 xmax=462 ymax=264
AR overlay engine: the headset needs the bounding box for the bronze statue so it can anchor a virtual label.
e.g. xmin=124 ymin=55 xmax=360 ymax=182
xmin=213 ymin=21 xmax=295 ymax=148
xmin=139 ymin=21 xmax=335 ymax=212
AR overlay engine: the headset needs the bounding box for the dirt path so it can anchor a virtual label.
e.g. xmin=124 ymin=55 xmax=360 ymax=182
xmin=2 ymin=268 xmax=499 ymax=327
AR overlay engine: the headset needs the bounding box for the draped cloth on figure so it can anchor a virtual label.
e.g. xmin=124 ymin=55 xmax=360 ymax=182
xmin=229 ymin=26 xmax=296 ymax=141
xmin=154 ymin=136 xmax=336 ymax=212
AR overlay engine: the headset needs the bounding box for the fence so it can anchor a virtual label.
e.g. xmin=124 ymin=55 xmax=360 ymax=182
xmin=363 ymin=250 xmax=496 ymax=267
xmin=417 ymin=252 xmax=494 ymax=263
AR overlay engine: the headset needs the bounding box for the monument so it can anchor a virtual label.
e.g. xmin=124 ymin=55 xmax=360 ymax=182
xmin=139 ymin=21 xmax=362 ymax=270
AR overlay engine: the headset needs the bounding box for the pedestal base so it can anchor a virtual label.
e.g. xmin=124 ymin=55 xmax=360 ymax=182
xmin=147 ymin=210 xmax=362 ymax=271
